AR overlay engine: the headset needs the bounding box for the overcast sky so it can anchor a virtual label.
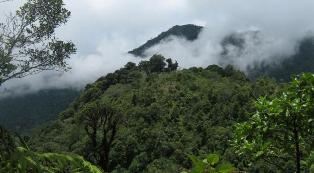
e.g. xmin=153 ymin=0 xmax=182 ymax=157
xmin=1 ymin=0 xmax=314 ymax=97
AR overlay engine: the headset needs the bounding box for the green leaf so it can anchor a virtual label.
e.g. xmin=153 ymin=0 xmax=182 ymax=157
xmin=206 ymin=154 xmax=220 ymax=165
xmin=189 ymin=155 xmax=206 ymax=173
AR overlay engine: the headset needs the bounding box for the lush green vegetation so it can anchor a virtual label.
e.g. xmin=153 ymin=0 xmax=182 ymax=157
xmin=185 ymin=154 xmax=235 ymax=173
xmin=1 ymin=2 xmax=314 ymax=171
xmin=0 ymin=0 xmax=78 ymax=135
xmin=0 ymin=89 xmax=80 ymax=134
xmin=233 ymin=73 xmax=314 ymax=172
xmin=0 ymin=0 xmax=76 ymax=84
xmin=30 ymin=55 xmax=287 ymax=172
xmin=0 ymin=54 xmax=313 ymax=172
xmin=0 ymin=126 xmax=102 ymax=173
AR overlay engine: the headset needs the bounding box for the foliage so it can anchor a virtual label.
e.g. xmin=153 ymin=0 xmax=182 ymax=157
xmin=1 ymin=147 xmax=103 ymax=173
xmin=306 ymin=151 xmax=314 ymax=172
xmin=232 ymin=73 xmax=314 ymax=172
xmin=183 ymin=154 xmax=235 ymax=173
xmin=0 ymin=125 xmax=103 ymax=173
xmin=31 ymin=56 xmax=279 ymax=172
xmin=138 ymin=54 xmax=178 ymax=73
xmin=79 ymin=99 xmax=123 ymax=171
xmin=0 ymin=0 xmax=76 ymax=85
xmin=0 ymin=89 xmax=79 ymax=134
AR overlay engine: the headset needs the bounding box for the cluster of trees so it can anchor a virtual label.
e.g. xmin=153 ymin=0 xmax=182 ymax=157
xmin=30 ymin=55 xmax=282 ymax=172
xmin=30 ymin=55 xmax=314 ymax=172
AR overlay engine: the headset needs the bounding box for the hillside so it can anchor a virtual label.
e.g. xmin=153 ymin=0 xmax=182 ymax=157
xmin=0 ymin=89 xmax=80 ymax=134
xmin=3 ymin=24 xmax=314 ymax=136
xmin=248 ymin=36 xmax=314 ymax=81
xmin=221 ymin=31 xmax=314 ymax=81
xmin=31 ymin=55 xmax=283 ymax=172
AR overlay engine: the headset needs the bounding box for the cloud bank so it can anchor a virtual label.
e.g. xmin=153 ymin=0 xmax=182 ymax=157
xmin=1 ymin=0 xmax=314 ymax=96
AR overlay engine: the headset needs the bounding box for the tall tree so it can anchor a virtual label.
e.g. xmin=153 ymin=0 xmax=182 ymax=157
xmin=80 ymin=100 xmax=122 ymax=172
xmin=232 ymin=73 xmax=314 ymax=173
xmin=0 ymin=0 xmax=76 ymax=85
xmin=0 ymin=0 xmax=77 ymax=168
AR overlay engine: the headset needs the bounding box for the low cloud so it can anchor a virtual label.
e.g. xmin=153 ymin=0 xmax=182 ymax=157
xmin=144 ymin=28 xmax=299 ymax=72
xmin=1 ymin=0 xmax=314 ymax=97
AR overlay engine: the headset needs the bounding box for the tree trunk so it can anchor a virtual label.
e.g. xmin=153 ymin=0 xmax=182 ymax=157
xmin=99 ymin=146 xmax=110 ymax=172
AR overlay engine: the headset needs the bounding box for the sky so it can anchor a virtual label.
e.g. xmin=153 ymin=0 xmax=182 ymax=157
xmin=1 ymin=0 xmax=314 ymax=97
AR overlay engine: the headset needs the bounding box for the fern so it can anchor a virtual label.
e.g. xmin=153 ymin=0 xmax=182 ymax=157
xmin=1 ymin=147 xmax=103 ymax=173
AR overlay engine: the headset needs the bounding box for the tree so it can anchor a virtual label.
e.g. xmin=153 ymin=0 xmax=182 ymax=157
xmin=166 ymin=58 xmax=178 ymax=72
xmin=0 ymin=0 xmax=84 ymax=171
xmin=232 ymin=73 xmax=314 ymax=173
xmin=138 ymin=54 xmax=166 ymax=74
xmin=0 ymin=0 xmax=76 ymax=85
xmin=80 ymin=100 xmax=123 ymax=172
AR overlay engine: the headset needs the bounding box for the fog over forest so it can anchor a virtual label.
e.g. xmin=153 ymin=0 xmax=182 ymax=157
xmin=1 ymin=0 xmax=314 ymax=96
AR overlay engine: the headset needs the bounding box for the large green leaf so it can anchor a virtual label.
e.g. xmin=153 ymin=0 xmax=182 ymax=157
xmin=189 ymin=155 xmax=206 ymax=173
xmin=207 ymin=154 xmax=220 ymax=166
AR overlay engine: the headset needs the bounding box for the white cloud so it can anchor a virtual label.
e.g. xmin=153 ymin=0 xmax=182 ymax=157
xmin=1 ymin=0 xmax=314 ymax=96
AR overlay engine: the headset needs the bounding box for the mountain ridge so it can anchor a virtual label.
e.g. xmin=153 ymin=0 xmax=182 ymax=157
xmin=129 ymin=24 xmax=203 ymax=57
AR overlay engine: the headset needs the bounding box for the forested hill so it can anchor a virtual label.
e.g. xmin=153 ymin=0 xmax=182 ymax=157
xmin=129 ymin=24 xmax=203 ymax=57
xmin=3 ymin=24 xmax=314 ymax=136
xmin=31 ymin=55 xmax=282 ymax=172
xmin=0 ymin=89 xmax=80 ymax=134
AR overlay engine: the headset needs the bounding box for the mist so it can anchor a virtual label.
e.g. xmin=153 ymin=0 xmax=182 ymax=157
xmin=1 ymin=0 xmax=314 ymax=97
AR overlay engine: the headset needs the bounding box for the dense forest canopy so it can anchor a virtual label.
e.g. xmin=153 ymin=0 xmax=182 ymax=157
xmin=30 ymin=55 xmax=296 ymax=172
xmin=1 ymin=53 xmax=314 ymax=172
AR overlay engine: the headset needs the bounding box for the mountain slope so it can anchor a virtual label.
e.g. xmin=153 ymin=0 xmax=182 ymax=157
xmin=31 ymin=56 xmax=280 ymax=172
xmin=0 ymin=89 xmax=80 ymax=134
xmin=248 ymin=37 xmax=314 ymax=81
xmin=129 ymin=24 xmax=203 ymax=57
